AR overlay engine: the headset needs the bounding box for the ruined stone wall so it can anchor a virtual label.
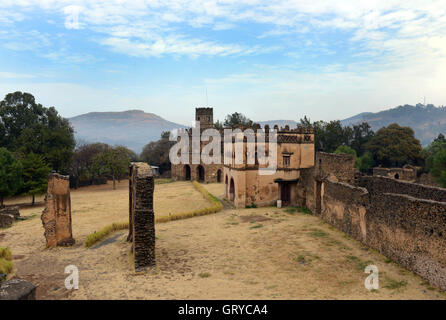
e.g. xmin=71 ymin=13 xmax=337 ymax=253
xmin=171 ymin=163 xmax=223 ymax=183
xmin=315 ymin=152 xmax=355 ymax=184
xmin=129 ymin=163 xmax=155 ymax=271
xmin=358 ymin=176 xmax=446 ymax=202
xmin=366 ymin=193 xmax=446 ymax=290
xmin=417 ymin=173 xmax=442 ymax=187
xmin=41 ymin=173 xmax=74 ymax=247
xmin=321 ymin=179 xmax=369 ymax=242
xmin=373 ymin=167 xmax=417 ymax=181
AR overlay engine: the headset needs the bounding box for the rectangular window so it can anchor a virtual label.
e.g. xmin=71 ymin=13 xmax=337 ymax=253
xmin=283 ymin=155 xmax=290 ymax=167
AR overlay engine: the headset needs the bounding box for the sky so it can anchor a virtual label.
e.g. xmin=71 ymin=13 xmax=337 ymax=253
xmin=0 ymin=0 xmax=446 ymax=125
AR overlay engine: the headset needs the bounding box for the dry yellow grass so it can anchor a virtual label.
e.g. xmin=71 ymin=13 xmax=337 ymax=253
xmin=1 ymin=181 xmax=445 ymax=300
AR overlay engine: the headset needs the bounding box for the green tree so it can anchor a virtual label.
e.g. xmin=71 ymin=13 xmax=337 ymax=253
xmin=93 ymin=146 xmax=131 ymax=190
xmin=430 ymin=149 xmax=446 ymax=187
xmin=0 ymin=92 xmax=75 ymax=173
xmin=0 ymin=148 xmax=23 ymax=208
xmin=21 ymin=152 xmax=51 ymax=205
xmin=355 ymin=151 xmax=375 ymax=173
xmin=350 ymin=122 xmax=375 ymax=156
xmin=334 ymin=145 xmax=357 ymax=157
xmin=223 ymin=112 xmax=258 ymax=129
xmin=365 ymin=123 xmax=424 ymax=167
xmin=140 ymin=132 xmax=175 ymax=175
xmin=423 ymin=133 xmax=446 ymax=172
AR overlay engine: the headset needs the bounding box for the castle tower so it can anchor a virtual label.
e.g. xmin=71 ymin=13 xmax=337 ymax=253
xmin=195 ymin=107 xmax=213 ymax=130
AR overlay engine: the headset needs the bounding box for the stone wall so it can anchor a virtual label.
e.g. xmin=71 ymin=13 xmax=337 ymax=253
xmin=299 ymin=152 xmax=446 ymax=290
xmin=41 ymin=173 xmax=74 ymax=247
xmin=358 ymin=176 xmax=446 ymax=203
xmin=315 ymin=152 xmax=355 ymax=184
xmin=321 ymin=179 xmax=369 ymax=242
xmin=129 ymin=163 xmax=155 ymax=272
xmin=366 ymin=193 xmax=446 ymax=290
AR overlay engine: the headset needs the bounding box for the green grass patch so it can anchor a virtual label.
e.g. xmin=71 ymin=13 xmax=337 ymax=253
xmin=345 ymin=255 xmax=373 ymax=272
xmin=250 ymin=224 xmax=263 ymax=229
xmin=85 ymin=222 xmax=129 ymax=248
xmin=307 ymin=229 xmax=328 ymax=238
xmin=284 ymin=206 xmax=313 ymax=215
xmin=245 ymin=203 xmax=258 ymax=208
xmin=383 ymin=278 xmax=408 ymax=290
xmin=199 ymin=272 xmax=211 ymax=278
xmin=156 ymin=181 xmax=223 ymax=223
xmin=0 ymin=247 xmax=13 ymax=276
xmin=155 ymin=178 xmax=174 ymax=185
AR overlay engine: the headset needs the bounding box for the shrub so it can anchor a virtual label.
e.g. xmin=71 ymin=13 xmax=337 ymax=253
xmin=0 ymin=247 xmax=13 ymax=275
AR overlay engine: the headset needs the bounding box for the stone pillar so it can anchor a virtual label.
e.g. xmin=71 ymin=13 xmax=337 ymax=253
xmin=129 ymin=163 xmax=155 ymax=272
xmin=41 ymin=173 xmax=75 ymax=247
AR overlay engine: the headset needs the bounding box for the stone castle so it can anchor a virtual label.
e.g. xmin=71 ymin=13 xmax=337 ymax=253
xmin=171 ymin=107 xmax=446 ymax=291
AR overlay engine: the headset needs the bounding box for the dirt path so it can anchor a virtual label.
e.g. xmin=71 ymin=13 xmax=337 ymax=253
xmin=1 ymin=182 xmax=445 ymax=299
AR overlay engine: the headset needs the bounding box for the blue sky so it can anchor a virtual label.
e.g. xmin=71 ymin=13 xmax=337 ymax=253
xmin=1 ymin=1 xmax=445 ymax=125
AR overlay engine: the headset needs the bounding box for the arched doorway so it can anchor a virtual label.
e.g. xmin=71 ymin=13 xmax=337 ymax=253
xmin=229 ymin=178 xmax=235 ymax=202
xmin=184 ymin=165 xmax=191 ymax=181
xmin=217 ymin=169 xmax=222 ymax=183
xmin=197 ymin=165 xmax=205 ymax=182
xmin=394 ymin=173 xmax=399 ymax=180
xmin=225 ymin=175 xmax=228 ymax=198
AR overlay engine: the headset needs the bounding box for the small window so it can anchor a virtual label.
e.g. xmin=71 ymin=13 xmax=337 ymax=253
xmin=197 ymin=116 xmax=200 ymax=121
xmin=283 ymin=155 xmax=290 ymax=167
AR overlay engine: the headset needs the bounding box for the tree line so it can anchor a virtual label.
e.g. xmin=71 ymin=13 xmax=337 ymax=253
xmin=1 ymin=92 xmax=445 ymax=207
xmin=0 ymin=92 xmax=136 ymax=207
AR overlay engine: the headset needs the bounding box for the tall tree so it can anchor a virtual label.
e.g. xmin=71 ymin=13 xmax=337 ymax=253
xmin=21 ymin=152 xmax=51 ymax=205
xmin=350 ymin=122 xmax=375 ymax=156
xmin=365 ymin=123 xmax=424 ymax=167
xmin=223 ymin=112 xmax=258 ymax=129
xmin=0 ymin=148 xmax=23 ymax=208
xmin=423 ymin=133 xmax=446 ymax=172
xmin=0 ymin=92 xmax=75 ymax=173
xmin=140 ymin=132 xmax=175 ymax=175
xmin=71 ymin=143 xmax=110 ymax=188
xmin=93 ymin=146 xmax=132 ymax=190
xmin=430 ymin=149 xmax=446 ymax=187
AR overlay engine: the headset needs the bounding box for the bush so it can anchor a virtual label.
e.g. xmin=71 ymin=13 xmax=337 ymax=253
xmin=0 ymin=247 xmax=13 ymax=275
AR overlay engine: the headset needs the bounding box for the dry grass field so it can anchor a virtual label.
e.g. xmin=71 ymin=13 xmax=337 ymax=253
xmin=1 ymin=180 xmax=445 ymax=300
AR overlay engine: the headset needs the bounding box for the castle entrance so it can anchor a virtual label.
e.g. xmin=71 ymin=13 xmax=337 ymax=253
xmin=281 ymin=183 xmax=291 ymax=206
xmin=184 ymin=165 xmax=191 ymax=180
xmin=197 ymin=165 xmax=205 ymax=182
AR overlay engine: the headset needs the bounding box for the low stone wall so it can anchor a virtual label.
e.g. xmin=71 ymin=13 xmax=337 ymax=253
xmin=321 ymin=179 xmax=369 ymax=242
xmin=358 ymin=176 xmax=446 ymax=203
xmin=366 ymin=193 xmax=446 ymax=290
xmin=0 ymin=207 xmax=20 ymax=228
xmin=129 ymin=163 xmax=155 ymax=272
xmin=315 ymin=176 xmax=446 ymax=290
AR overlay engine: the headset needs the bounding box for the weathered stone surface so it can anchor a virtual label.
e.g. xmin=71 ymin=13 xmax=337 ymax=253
xmin=0 ymin=279 xmax=36 ymax=300
xmin=129 ymin=162 xmax=155 ymax=272
xmin=0 ymin=213 xmax=14 ymax=228
xmin=41 ymin=173 xmax=75 ymax=247
xmin=0 ymin=206 xmax=20 ymax=219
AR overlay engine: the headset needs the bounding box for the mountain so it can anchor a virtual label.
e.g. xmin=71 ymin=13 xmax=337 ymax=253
xmin=69 ymin=110 xmax=186 ymax=153
xmin=341 ymin=104 xmax=446 ymax=146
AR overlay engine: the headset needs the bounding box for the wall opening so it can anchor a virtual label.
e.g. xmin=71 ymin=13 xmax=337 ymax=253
xmin=217 ymin=169 xmax=222 ymax=183
xmin=197 ymin=165 xmax=205 ymax=182
xmin=281 ymin=183 xmax=291 ymax=206
xmin=229 ymin=178 xmax=235 ymax=202
xmin=394 ymin=173 xmax=400 ymax=179
xmin=316 ymin=180 xmax=322 ymax=214
xmin=184 ymin=165 xmax=191 ymax=181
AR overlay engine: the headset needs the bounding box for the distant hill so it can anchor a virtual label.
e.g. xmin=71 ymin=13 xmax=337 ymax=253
xmin=341 ymin=104 xmax=446 ymax=146
xmin=69 ymin=110 xmax=186 ymax=153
